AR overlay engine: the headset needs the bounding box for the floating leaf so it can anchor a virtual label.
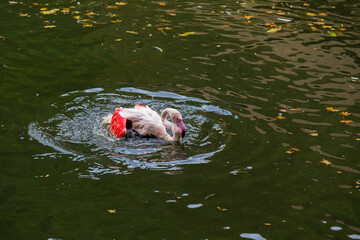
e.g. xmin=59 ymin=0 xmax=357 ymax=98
xmin=115 ymin=2 xmax=127 ymax=5
xmin=320 ymin=159 xmax=332 ymax=166
xmin=326 ymin=107 xmax=339 ymax=112
xmin=62 ymin=8 xmax=70 ymax=14
xmin=179 ymin=31 xmax=195 ymax=36
xmin=204 ymin=193 xmax=215 ymax=200
xmin=311 ymin=27 xmax=318 ymax=31
xmin=277 ymin=114 xmax=286 ymax=120
xmin=230 ymin=133 xmax=237 ymax=136
xmin=277 ymin=12 xmax=285 ymax=15
xmin=328 ymin=31 xmax=337 ymax=36
xmin=340 ymin=120 xmax=353 ymax=123
xmin=40 ymin=8 xmax=47 ymax=11
xmin=19 ymin=13 xmax=31 ymax=17
xmin=85 ymin=12 xmax=95 ymax=16
xmin=153 ymin=46 xmax=163 ymax=52
xmin=168 ymin=13 xmax=176 ymax=16
xmin=107 ymin=209 xmax=116 ymax=213
xmin=111 ymin=19 xmax=122 ymax=23
xmin=356 ymin=138 xmax=360 ymax=141
xmin=266 ymin=11 xmax=273 ymax=14
xmin=106 ymin=5 xmax=117 ymax=9
xmin=83 ymin=24 xmax=93 ymax=27
xmin=338 ymin=27 xmax=346 ymax=31
xmin=0 ymin=36 xmax=5 ymax=41
xmin=267 ymin=27 xmax=282 ymax=33
xmin=265 ymin=223 xmax=272 ymax=226
xmin=310 ymin=133 xmax=319 ymax=137
xmin=313 ymin=22 xmax=324 ymax=25
xmin=45 ymin=174 xmax=49 ymax=177
xmin=265 ymin=23 xmax=277 ymax=27
xmin=158 ymin=2 xmax=166 ymax=6
xmin=291 ymin=147 xmax=300 ymax=152
xmin=115 ymin=38 xmax=122 ymax=41
xmin=318 ymin=13 xmax=328 ymax=16
xmin=217 ymin=206 xmax=228 ymax=211
xmin=340 ymin=111 xmax=351 ymax=116
xmin=44 ymin=25 xmax=56 ymax=28
xmin=306 ymin=12 xmax=316 ymax=16
xmin=41 ymin=9 xmax=60 ymax=15
xmin=126 ymin=30 xmax=138 ymax=34
xmin=303 ymin=3 xmax=310 ymax=6
xmin=73 ymin=16 xmax=81 ymax=20
xmin=33 ymin=2 xmax=39 ymax=5
xmin=286 ymin=150 xmax=294 ymax=154
xmin=244 ymin=15 xmax=253 ymax=19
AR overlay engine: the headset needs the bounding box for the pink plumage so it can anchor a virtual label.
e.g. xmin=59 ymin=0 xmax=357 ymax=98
xmin=109 ymin=108 xmax=127 ymax=138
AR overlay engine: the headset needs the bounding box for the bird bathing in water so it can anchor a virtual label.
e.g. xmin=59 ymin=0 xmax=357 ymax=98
xmin=103 ymin=104 xmax=186 ymax=142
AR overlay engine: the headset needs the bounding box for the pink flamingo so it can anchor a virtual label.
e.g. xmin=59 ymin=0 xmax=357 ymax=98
xmin=104 ymin=104 xmax=186 ymax=142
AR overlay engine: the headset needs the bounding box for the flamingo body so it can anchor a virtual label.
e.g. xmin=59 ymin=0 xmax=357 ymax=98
xmin=108 ymin=105 xmax=186 ymax=142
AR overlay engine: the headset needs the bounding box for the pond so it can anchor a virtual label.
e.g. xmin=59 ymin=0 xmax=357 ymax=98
xmin=0 ymin=0 xmax=359 ymax=239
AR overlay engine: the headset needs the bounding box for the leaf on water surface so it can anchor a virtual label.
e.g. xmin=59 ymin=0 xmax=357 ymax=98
xmin=266 ymin=11 xmax=273 ymax=14
xmin=265 ymin=223 xmax=271 ymax=226
xmin=45 ymin=174 xmax=49 ymax=178
xmin=72 ymin=11 xmax=81 ymax=14
xmin=356 ymin=138 xmax=360 ymax=141
xmin=19 ymin=13 xmax=31 ymax=17
xmin=73 ymin=16 xmax=81 ymax=20
xmin=325 ymin=107 xmax=339 ymax=112
xmin=306 ymin=12 xmax=316 ymax=16
xmin=338 ymin=28 xmax=346 ymax=31
xmin=328 ymin=31 xmax=337 ymax=36
xmin=204 ymin=193 xmax=215 ymax=200
xmin=303 ymin=3 xmax=310 ymax=6
xmin=153 ymin=46 xmax=163 ymax=52
xmin=267 ymin=27 xmax=282 ymax=33
xmin=44 ymin=25 xmax=56 ymax=28
xmin=83 ymin=24 xmax=93 ymax=28
xmin=41 ymin=9 xmax=59 ymax=15
xmin=107 ymin=209 xmax=116 ymax=213
xmin=40 ymin=8 xmax=47 ymax=11
xmin=106 ymin=5 xmax=117 ymax=9
xmin=277 ymin=114 xmax=286 ymax=120
xmin=126 ymin=30 xmax=138 ymax=34
xmin=85 ymin=12 xmax=95 ymax=16
xmin=311 ymin=27 xmax=318 ymax=31
xmin=310 ymin=133 xmax=318 ymax=136
xmin=158 ymin=2 xmax=166 ymax=6
xmin=217 ymin=206 xmax=228 ymax=211
xmin=340 ymin=120 xmax=353 ymax=123
xmin=62 ymin=8 xmax=70 ymax=14
xmin=244 ymin=15 xmax=253 ymax=19
xmin=265 ymin=23 xmax=277 ymax=27
xmin=0 ymin=36 xmax=5 ymax=41
xmin=319 ymin=13 xmax=328 ymax=16
xmin=111 ymin=19 xmax=122 ymax=23
xmin=115 ymin=2 xmax=127 ymax=5
xmin=340 ymin=111 xmax=350 ymax=116
xmin=291 ymin=205 xmax=304 ymax=210
xmin=179 ymin=32 xmax=195 ymax=36
xmin=291 ymin=147 xmax=300 ymax=152
xmin=168 ymin=13 xmax=176 ymax=16
xmin=320 ymin=159 xmax=332 ymax=166
xmin=286 ymin=150 xmax=294 ymax=154
xmin=230 ymin=133 xmax=237 ymax=136
xmin=115 ymin=38 xmax=122 ymax=41
xmin=33 ymin=3 xmax=39 ymax=6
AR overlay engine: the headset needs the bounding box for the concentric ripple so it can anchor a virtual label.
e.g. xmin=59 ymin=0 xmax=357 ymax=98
xmin=28 ymin=87 xmax=234 ymax=175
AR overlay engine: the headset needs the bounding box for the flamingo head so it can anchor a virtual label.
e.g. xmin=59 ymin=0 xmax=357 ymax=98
xmin=168 ymin=109 xmax=186 ymax=138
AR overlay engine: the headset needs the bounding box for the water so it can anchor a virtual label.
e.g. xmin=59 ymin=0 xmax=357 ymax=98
xmin=1 ymin=0 xmax=359 ymax=239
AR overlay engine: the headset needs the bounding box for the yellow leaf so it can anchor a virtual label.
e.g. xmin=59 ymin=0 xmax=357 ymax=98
xmin=158 ymin=2 xmax=166 ymax=6
xmin=73 ymin=16 xmax=81 ymax=20
xmin=303 ymin=3 xmax=310 ymax=6
xmin=265 ymin=23 xmax=277 ymax=27
xmin=277 ymin=12 xmax=285 ymax=15
xmin=244 ymin=15 xmax=253 ymax=19
xmin=106 ymin=5 xmax=117 ymax=9
xmin=340 ymin=111 xmax=350 ymax=116
xmin=291 ymin=147 xmax=300 ymax=152
xmin=115 ymin=38 xmax=122 ymax=41
xmin=323 ymin=25 xmax=332 ymax=29
xmin=168 ymin=13 xmax=176 ymax=16
xmin=320 ymin=159 xmax=332 ymax=166
xmin=267 ymin=27 xmax=282 ymax=33
xmin=290 ymin=108 xmax=301 ymax=111
xmin=115 ymin=2 xmax=127 ymax=5
xmin=340 ymin=120 xmax=353 ymax=123
xmin=311 ymin=27 xmax=318 ymax=31
xmin=265 ymin=223 xmax=271 ymax=226
xmin=72 ymin=11 xmax=81 ymax=14
xmin=318 ymin=13 xmax=328 ymax=16
xmin=111 ymin=19 xmax=122 ymax=23
xmin=107 ymin=209 xmax=116 ymax=213
xmin=286 ymin=150 xmax=294 ymax=154
xmin=230 ymin=133 xmax=237 ymax=136
xmin=277 ymin=114 xmax=286 ymax=120
xmin=45 ymin=174 xmax=49 ymax=177
xmin=19 ymin=13 xmax=31 ymax=17
xmin=179 ymin=32 xmax=195 ymax=36
xmin=310 ymin=133 xmax=318 ymax=136
xmin=313 ymin=22 xmax=324 ymax=25
xmin=84 ymin=24 xmax=93 ymax=27
xmin=356 ymin=138 xmax=360 ymax=141
xmin=85 ymin=12 xmax=95 ymax=16
xmin=81 ymin=19 xmax=90 ymax=22
xmin=326 ymin=107 xmax=339 ymax=112
xmin=217 ymin=206 xmax=228 ymax=211
xmin=41 ymin=9 xmax=59 ymax=15
xmin=218 ymin=128 xmax=224 ymax=131
xmin=126 ymin=30 xmax=138 ymax=34
xmin=62 ymin=8 xmax=70 ymax=13
xmin=266 ymin=11 xmax=273 ymax=14
xmin=338 ymin=28 xmax=346 ymax=31
xmin=44 ymin=25 xmax=56 ymax=28
xmin=40 ymin=8 xmax=47 ymax=11
xmin=33 ymin=3 xmax=39 ymax=5
xmin=306 ymin=12 xmax=316 ymax=16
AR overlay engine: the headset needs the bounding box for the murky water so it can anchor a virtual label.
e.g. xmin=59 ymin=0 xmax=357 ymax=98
xmin=1 ymin=0 xmax=359 ymax=239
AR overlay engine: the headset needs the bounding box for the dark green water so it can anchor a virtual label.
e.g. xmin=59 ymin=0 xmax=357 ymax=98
xmin=1 ymin=0 xmax=359 ymax=239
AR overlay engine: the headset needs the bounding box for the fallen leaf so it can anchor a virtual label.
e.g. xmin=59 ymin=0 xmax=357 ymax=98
xmin=328 ymin=31 xmax=337 ymax=36
xmin=158 ymin=2 xmax=166 ymax=6
xmin=286 ymin=150 xmax=294 ymax=154
xmin=115 ymin=2 xmax=127 ymax=5
xmin=153 ymin=46 xmax=163 ymax=52
xmin=85 ymin=12 xmax=95 ymax=16
xmin=204 ymin=193 xmax=215 ymax=200
xmin=265 ymin=223 xmax=271 ymax=226
xmin=230 ymin=133 xmax=237 ymax=136
xmin=44 ymin=25 xmax=56 ymax=28
xmin=217 ymin=206 xmax=228 ymax=211
xmin=111 ymin=19 xmax=122 ymax=23
xmin=340 ymin=120 xmax=353 ymax=123
xmin=33 ymin=3 xmax=39 ymax=5
xmin=62 ymin=8 xmax=70 ymax=13
xmin=303 ymin=3 xmax=310 ymax=6
xmin=107 ymin=209 xmax=116 ymax=213
xmin=340 ymin=112 xmax=351 ymax=116
xmin=267 ymin=27 xmax=282 ymax=33
xmin=106 ymin=5 xmax=117 ymax=9
xmin=338 ymin=28 xmax=346 ymax=31
xmin=265 ymin=23 xmax=277 ymax=27
xmin=179 ymin=31 xmax=195 ymax=36
xmin=290 ymin=108 xmax=301 ymax=111
xmin=320 ymin=159 xmax=332 ymax=166
xmin=311 ymin=27 xmax=318 ymax=31
xmin=115 ymin=38 xmax=122 ymax=41
xmin=244 ymin=15 xmax=253 ymax=19
xmin=84 ymin=24 xmax=93 ymax=27
xmin=318 ymin=13 xmax=328 ymax=16
xmin=313 ymin=22 xmax=324 ymax=25
xmin=168 ymin=13 xmax=176 ymax=16
xmin=73 ymin=16 xmax=81 ymax=20
xmin=310 ymin=133 xmax=319 ymax=136
xmin=0 ymin=36 xmax=5 ymax=41
xmin=291 ymin=147 xmax=300 ymax=152
xmin=306 ymin=12 xmax=316 ymax=16
xmin=126 ymin=30 xmax=138 ymax=34
xmin=323 ymin=25 xmax=332 ymax=29
xmin=326 ymin=107 xmax=339 ymax=112
xmin=337 ymin=171 xmax=342 ymax=174
xmin=41 ymin=9 xmax=60 ymax=15
xmin=19 ymin=13 xmax=31 ymax=17
xmin=277 ymin=12 xmax=286 ymax=15
xmin=266 ymin=11 xmax=273 ymax=14
xmin=40 ymin=8 xmax=47 ymax=11
xmin=356 ymin=138 xmax=360 ymax=141
xmin=277 ymin=114 xmax=286 ymax=120
xmin=45 ymin=174 xmax=49 ymax=177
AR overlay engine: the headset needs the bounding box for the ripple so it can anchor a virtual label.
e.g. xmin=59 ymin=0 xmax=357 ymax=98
xmin=28 ymin=88 xmax=233 ymax=176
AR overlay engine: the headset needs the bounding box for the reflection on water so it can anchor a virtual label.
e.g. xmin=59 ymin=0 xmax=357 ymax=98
xmin=28 ymin=88 xmax=231 ymax=176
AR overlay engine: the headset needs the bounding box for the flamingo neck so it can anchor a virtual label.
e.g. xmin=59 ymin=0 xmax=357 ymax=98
xmin=161 ymin=109 xmax=181 ymax=142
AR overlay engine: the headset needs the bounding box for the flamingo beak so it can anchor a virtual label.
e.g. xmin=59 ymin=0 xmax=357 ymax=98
xmin=177 ymin=119 xmax=186 ymax=138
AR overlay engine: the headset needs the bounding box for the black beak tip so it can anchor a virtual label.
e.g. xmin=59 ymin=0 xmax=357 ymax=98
xmin=181 ymin=130 xmax=186 ymax=138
